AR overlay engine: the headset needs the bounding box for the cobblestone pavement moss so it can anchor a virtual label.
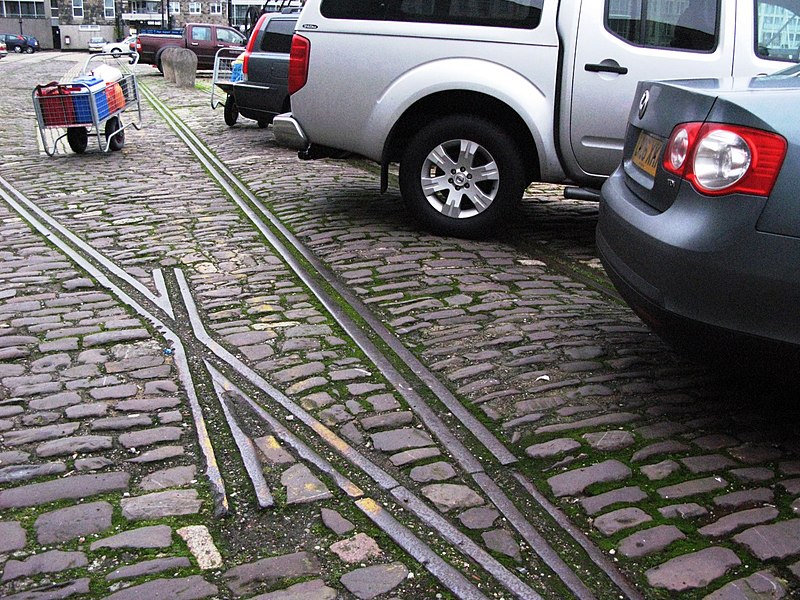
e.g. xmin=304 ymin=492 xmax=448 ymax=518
xmin=0 ymin=51 xmax=799 ymax=599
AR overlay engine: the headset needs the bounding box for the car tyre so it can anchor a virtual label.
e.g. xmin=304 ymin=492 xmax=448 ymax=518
xmin=399 ymin=115 xmax=525 ymax=238
xmin=105 ymin=116 xmax=125 ymax=151
xmin=25 ymin=46 xmax=33 ymax=54
xmin=66 ymin=127 xmax=88 ymax=154
xmin=224 ymin=95 xmax=239 ymax=127
xmin=111 ymin=48 xmax=121 ymax=57
xmin=13 ymin=45 xmax=21 ymax=53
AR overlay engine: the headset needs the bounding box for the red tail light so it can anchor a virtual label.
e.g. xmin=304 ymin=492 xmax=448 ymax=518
xmin=663 ymin=122 xmax=787 ymax=196
xmin=288 ymin=35 xmax=310 ymax=95
xmin=242 ymin=15 xmax=267 ymax=78
xmin=135 ymin=37 xmax=141 ymax=51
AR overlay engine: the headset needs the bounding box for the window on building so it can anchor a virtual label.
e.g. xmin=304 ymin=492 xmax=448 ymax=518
xmin=169 ymin=1 xmax=180 ymax=13
xmin=606 ymin=0 xmax=718 ymax=52
xmin=189 ymin=1 xmax=201 ymax=13
xmin=50 ymin=0 xmax=58 ymax=12
xmin=210 ymin=2 xmax=221 ymax=13
xmin=72 ymin=0 xmax=83 ymax=17
xmin=104 ymin=0 xmax=114 ymax=17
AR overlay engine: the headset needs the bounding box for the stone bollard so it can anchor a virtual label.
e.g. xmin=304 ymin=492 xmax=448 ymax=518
xmin=173 ymin=48 xmax=198 ymax=88
xmin=161 ymin=46 xmax=178 ymax=83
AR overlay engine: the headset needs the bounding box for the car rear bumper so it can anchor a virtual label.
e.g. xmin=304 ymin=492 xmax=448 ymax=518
xmin=273 ymin=112 xmax=308 ymax=151
xmin=597 ymin=166 xmax=800 ymax=348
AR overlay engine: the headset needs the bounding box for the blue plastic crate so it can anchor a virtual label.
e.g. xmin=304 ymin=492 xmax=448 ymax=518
xmin=71 ymin=76 xmax=110 ymax=123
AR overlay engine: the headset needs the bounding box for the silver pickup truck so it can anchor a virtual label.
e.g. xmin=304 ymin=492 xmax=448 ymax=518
xmin=275 ymin=0 xmax=800 ymax=237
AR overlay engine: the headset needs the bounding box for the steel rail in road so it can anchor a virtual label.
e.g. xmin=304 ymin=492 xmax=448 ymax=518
xmin=0 ymin=172 xmax=527 ymax=600
xmin=138 ymin=81 xmax=643 ymax=600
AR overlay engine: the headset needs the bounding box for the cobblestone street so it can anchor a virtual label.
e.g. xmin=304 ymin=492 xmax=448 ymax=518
xmin=1 ymin=51 xmax=800 ymax=599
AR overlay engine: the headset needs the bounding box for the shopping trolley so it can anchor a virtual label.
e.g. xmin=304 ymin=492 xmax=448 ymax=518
xmin=33 ymin=52 xmax=143 ymax=156
xmin=211 ymin=46 xmax=245 ymax=126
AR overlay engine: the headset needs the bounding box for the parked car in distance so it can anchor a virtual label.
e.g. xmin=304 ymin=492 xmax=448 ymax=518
xmin=102 ymin=35 xmax=137 ymax=56
xmin=136 ymin=24 xmax=246 ymax=72
xmin=596 ymin=70 xmax=800 ymax=366
xmin=23 ymin=35 xmax=40 ymax=52
xmin=88 ymin=37 xmax=108 ymax=52
xmin=226 ymin=12 xmax=296 ymax=127
xmin=0 ymin=33 xmax=29 ymax=53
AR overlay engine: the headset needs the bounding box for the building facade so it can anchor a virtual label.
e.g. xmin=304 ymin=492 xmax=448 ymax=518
xmin=1 ymin=0 xmax=236 ymax=50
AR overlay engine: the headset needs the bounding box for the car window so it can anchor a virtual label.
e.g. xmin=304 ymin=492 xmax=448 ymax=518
xmin=260 ymin=18 xmax=295 ymax=53
xmin=217 ymin=28 xmax=244 ymax=44
xmin=757 ymin=0 xmax=800 ymax=61
xmin=606 ymin=0 xmax=719 ymax=52
xmin=191 ymin=26 xmax=212 ymax=41
xmin=321 ymin=0 xmax=543 ymax=29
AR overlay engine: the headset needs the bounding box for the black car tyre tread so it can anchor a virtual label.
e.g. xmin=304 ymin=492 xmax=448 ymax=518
xmin=224 ymin=94 xmax=239 ymax=127
xmin=399 ymin=115 xmax=525 ymax=238
xmin=66 ymin=127 xmax=88 ymax=154
xmin=105 ymin=116 xmax=125 ymax=151
xmin=111 ymin=48 xmax=121 ymax=56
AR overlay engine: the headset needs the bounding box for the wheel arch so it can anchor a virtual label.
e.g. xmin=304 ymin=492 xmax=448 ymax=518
xmin=382 ymin=90 xmax=540 ymax=189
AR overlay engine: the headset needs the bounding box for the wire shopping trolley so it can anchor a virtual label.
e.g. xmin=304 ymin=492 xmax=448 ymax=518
xmin=211 ymin=46 xmax=245 ymax=126
xmin=33 ymin=52 xmax=143 ymax=156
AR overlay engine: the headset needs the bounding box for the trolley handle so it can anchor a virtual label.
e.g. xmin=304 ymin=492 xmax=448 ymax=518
xmin=82 ymin=51 xmax=140 ymax=74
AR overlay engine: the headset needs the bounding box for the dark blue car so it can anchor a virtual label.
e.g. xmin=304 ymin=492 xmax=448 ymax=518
xmin=23 ymin=35 xmax=40 ymax=52
xmin=597 ymin=69 xmax=800 ymax=366
xmin=0 ymin=33 xmax=30 ymax=53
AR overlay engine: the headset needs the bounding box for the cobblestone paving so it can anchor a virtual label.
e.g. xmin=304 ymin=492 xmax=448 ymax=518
xmin=0 ymin=51 xmax=799 ymax=600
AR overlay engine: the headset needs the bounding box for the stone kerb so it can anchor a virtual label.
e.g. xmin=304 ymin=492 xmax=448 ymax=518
xmin=173 ymin=48 xmax=198 ymax=88
xmin=161 ymin=47 xmax=179 ymax=82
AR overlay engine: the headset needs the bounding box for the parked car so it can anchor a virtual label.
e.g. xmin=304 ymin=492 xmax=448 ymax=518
xmin=23 ymin=35 xmax=40 ymax=52
xmin=226 ymin=12 xmax=297 ymax=127
xmin=274 ymin=0 xmax=797 ymax=238
xmin=596 ymin=70 xmax=800 ymax=364
xmin=0 ymin=40 xmax=7 ymax=58
xmin=88 ymin=37 xmax=108 ymax=52
xmin=136 ymin=24 xmax=246 ymax=72
xmin=0 ymin=33 xmax=29 ymax=53
xmin=102 ymin=35 xmax=137 ymax=56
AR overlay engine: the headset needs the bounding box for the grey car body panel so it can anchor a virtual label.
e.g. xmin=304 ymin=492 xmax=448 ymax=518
xmin=598 ymin=77 xmax=800 ymax=347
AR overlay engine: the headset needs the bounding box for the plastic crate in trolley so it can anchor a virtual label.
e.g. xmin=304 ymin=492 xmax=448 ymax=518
xmin=32 ymin=52 xmax=143 ymax=156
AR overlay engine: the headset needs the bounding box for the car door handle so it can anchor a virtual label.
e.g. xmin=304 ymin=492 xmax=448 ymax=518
xmin=585 ymin=63 xmax=628 ymax=75
xmin=191 ymin=42 xmax=199 ymax=46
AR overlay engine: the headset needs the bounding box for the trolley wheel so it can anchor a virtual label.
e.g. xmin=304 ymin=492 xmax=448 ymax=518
xmin=105 ymin=116 xmax=125 ymax=151
xmin=224 ymin=95 xmax=238 ymax=127
xmin=66 ymin=127 xmax=88 ymax=154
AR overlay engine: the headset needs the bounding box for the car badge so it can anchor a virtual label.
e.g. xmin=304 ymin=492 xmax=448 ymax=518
xmin=638 ymin=89 xmax=650 ymax=120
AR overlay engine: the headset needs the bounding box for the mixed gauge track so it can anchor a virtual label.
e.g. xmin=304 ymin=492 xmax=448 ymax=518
xmin=1 ymin=52 xmax=800 ymax=600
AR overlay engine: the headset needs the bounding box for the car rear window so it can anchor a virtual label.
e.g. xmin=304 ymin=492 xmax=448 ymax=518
xmin=321 ymin=0 xmax=543 ymax=29
xmin=260 ymin=18 xmax=295 ymax=53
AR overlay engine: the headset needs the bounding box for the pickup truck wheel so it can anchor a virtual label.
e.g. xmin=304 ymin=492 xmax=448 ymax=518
xmin=400 ymin=115 xmax=524 ymax=238
xmin=224 ymin=95 xmax=239 ymax=126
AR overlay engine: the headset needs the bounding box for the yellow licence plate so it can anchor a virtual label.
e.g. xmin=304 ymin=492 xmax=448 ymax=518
xmin=632 ymin=131 xmax=663 ymax=177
